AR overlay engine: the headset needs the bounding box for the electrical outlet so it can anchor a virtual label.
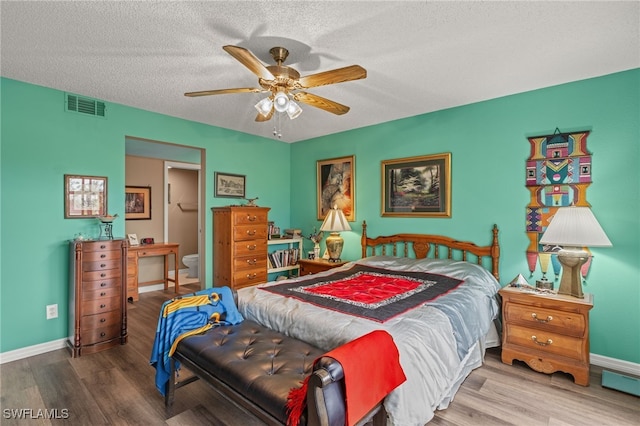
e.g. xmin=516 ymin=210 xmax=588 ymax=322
xmin=46 ymin=304 xmax=58 ymax=320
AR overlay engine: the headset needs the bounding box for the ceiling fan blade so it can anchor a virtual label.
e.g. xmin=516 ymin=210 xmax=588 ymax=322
xmin=223 ymin=45 xmax=275 ymax=81
xmin=293 ymin=92 xmax=350 ymax=115
xmin=184 ymin=88 xmax=264 ymax=97
xmin=255 ymin=108 xmax=274 ymax=122
xmin=296 ymin=65 xmax=366 ymax=89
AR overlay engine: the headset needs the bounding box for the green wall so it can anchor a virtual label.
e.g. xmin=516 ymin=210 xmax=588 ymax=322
xmin=1 ymin=69 xmax=639 ymax=365
xmin=0 ymin=77 xmax=290 ymax=353
xmin=290 ymin=69 xmax=640 ymax=364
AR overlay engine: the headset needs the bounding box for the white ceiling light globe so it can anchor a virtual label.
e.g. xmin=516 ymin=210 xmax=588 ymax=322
xmin=273 ymin=91 xmax=289 ymax=113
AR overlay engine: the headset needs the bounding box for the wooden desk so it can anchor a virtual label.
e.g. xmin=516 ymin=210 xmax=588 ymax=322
xmin=127 ymin=243 xmax=179 ymax=302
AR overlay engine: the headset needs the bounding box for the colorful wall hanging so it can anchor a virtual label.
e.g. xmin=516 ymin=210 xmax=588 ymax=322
xmin=525 ymin=128 xmax=593 ymax=283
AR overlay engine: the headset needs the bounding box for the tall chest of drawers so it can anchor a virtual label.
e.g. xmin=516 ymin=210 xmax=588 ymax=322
xmin=499 ymin=287 xmax=593 ymax=386
xmin=212 ymin=206 xmax=270 ymax=290
xmin=68 ymin=239 xmax=128 ymax=357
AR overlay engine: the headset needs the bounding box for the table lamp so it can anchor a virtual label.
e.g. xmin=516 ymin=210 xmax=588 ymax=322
xmin=539 ymin=206 xmax=612 ymax=298
xmin=320 ymin=205 xmax=351 ymax=262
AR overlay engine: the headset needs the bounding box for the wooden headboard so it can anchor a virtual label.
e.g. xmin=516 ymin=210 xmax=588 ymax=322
xmin=360 ymin=221 xmax=500 ymax=281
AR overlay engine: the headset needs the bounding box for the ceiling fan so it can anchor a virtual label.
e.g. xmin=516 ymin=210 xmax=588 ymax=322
xmin=185 ymin=45 xmax=367 ymax=122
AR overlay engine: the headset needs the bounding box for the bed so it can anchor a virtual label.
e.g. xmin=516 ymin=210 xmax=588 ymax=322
xmin=238 ymin=221 xmax=501 ymax=425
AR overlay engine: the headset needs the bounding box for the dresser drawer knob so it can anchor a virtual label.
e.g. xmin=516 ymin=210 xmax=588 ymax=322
xmin=531 ymin=313 xmax=553 ymax=323
xmin=100 ymin=318 xmax=106 ymax=323
xmin=246 ymin=215 xmax=257 ymax=222
xmin=100 ymin=273 xmax=106 ymax=277
xmin=100 ymin=292 xmax=106 ymax=296
xmin=246 ymin=229 xmax=256 ymax=236
xmin=100 ymin=264 xmax=107 ymax=268
xmin=100 ymin=254 xmax=106 ymax=258
xmin=100 ymin=282 xmax=107 ymax=287
xmin=100 ymin=245 xmax=106 ymax=249
xmin=100 ymin=304 xmax=106 ymax=309
xmin=246 ymin=273 xmax=257 ymax=279
xmin=246 ymin=259 xmax=257 ymax=265
xmin=531 ymin=335 xmax=553 ymax=346
xmin=100 ymin=332 xmax=106 ymax=337
xmin=246 ymin=244 xmax=257 ymax=250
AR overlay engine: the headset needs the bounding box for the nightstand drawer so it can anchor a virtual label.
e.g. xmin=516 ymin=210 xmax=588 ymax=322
xmin=505 ymin=324 xmax=584 ymax=361
xmin=504 ymin=303 xmax=586 ymax=337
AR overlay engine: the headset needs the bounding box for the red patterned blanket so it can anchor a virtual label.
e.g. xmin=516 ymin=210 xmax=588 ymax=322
xmin=261 ymin=264 xmax=463 ymax=322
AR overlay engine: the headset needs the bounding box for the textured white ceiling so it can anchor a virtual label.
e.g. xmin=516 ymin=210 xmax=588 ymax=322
xmin=1 ymin=1 xmax=638 ymax=143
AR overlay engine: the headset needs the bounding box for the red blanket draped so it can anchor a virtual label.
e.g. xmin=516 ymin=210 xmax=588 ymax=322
xmin=287 ymin=330 xmax=406 ymax=426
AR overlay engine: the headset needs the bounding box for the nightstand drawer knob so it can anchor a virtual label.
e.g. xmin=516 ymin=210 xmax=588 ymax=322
xmin=531 ymin=313 xmax=553 ymax=323
xmin=531 ymin=335 xmax=553 ymax=346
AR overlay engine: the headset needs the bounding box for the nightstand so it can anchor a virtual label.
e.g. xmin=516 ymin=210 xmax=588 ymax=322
xmin=297 ymin=258 xmax=348 ymax=276
xmin=499 ymin=286 xmax=593 ymax=386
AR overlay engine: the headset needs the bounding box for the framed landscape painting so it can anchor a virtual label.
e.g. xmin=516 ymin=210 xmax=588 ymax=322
xmin=381 ymin=153 xmax=451 ymax=217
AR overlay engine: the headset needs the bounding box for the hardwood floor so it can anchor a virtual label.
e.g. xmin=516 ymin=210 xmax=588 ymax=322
xmin=1 ymin=285 xmax=638 ymax=425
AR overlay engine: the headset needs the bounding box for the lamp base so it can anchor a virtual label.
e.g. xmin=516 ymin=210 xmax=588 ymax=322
xmin=556 ymin=248 xmax=589 ymax=298
xmin=325 ymin=232 xmax=344 ymax=262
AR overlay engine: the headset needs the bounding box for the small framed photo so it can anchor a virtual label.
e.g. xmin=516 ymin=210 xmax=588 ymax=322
xmin=215 ymin=172 xmax=246 ymax=198
xmin=127 ymin=233 xmax=139 ymax=246
xmin=64 ymin=174 xmax=108 ymax=219
xmin=381 ymin=152 xmax=451 ymax=217
xmin=125 ymin=186 xmax=151 ymax=220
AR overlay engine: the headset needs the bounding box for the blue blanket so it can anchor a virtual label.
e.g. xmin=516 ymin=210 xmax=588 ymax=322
xmin=149 ymin=287 xmax=243 ymax=395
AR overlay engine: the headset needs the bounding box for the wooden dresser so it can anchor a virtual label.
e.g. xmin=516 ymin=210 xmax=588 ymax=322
xmin=212 ymin=206 xmax=270 ymax=290
xmin=499 ymin=286 xmax=593 ymax=385
xmin=68 ymin=239 xmax=128 ymax=357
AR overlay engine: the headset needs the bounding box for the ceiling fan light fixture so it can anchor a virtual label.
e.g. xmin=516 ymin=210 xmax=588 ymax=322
xmin=273 ymin=90 xmax=289 ymax=113
xmin=286 ymin=100 xmax=302 ymax=120
xmin=254 ymin=97 xmax=273 ymax=117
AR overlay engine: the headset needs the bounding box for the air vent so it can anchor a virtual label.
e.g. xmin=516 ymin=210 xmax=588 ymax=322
xmin=65 ymin=93 xmax=106 ymax=118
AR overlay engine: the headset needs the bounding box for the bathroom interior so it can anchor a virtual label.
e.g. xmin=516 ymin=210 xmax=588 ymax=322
xmin=125 ymin=138 xmax=203 ymax=293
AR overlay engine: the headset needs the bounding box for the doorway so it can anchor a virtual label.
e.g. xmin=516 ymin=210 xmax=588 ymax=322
xmin=165 ymin=161 xmax=202 ymax=289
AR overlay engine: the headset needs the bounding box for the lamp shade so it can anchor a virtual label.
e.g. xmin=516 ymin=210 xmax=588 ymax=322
xmin=320 ymin=206 xmax=351 ymax=232
xmin=539 ymin=206 xmax=612 ymax=247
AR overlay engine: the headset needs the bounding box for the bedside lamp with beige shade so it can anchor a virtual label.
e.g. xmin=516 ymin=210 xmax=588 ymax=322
xmin=320 ymin=205 xmax=351 ymax=262
xmin=538 ymin=206 xmax=612 ymax=298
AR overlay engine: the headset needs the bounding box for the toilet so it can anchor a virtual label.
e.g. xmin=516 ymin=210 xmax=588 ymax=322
xmin=182 ymin=254 xmax=199 ymax=278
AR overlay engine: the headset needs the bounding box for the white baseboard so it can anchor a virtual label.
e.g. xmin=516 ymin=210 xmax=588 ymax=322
xmin=0 ymin=338 xmax=67 ymax=364
xmin=591 ymin=353 xmax=640 ymax=376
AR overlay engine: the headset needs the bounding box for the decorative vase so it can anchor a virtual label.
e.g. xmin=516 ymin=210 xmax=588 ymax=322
xmin=313 ymin=243 xmax=321 ymax=260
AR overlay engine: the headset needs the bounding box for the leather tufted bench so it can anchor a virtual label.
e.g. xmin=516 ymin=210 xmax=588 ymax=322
xmin=165 ymin=320 xmax=386 ymax=425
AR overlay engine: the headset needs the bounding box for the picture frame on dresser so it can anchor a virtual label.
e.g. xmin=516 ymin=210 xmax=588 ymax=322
xmin=215 ymin=172 xmax=246 ymax=198
xmin=125 ymin=186 xmax=151 ymax=220
xmin=64 ymin=174 xmax=108 ymax=218
xmin=317 ymin=155 xmax=355 ymax=221
xmin=381 ymin=152 xmax=451 ymax=218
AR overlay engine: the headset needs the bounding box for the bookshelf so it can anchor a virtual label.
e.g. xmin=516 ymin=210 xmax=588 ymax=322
xmin=267 ymin=238 xmax=302 ymax=280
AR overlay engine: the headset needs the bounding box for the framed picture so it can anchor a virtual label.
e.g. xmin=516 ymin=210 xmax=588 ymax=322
xmin=127 ymin=233 xmax=139 ymax=246
xmin=317 ymin=155 xmax=355 ymax=221
xmin=381 ymin=153 xmax=451 ymax=217
xmin=215 ymin=172 xmax=246 ymax=198
xmin=125 ymin=186 xmax=151 ymax=220
xmin=64 ymin=174 xmax=108 ymax=218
